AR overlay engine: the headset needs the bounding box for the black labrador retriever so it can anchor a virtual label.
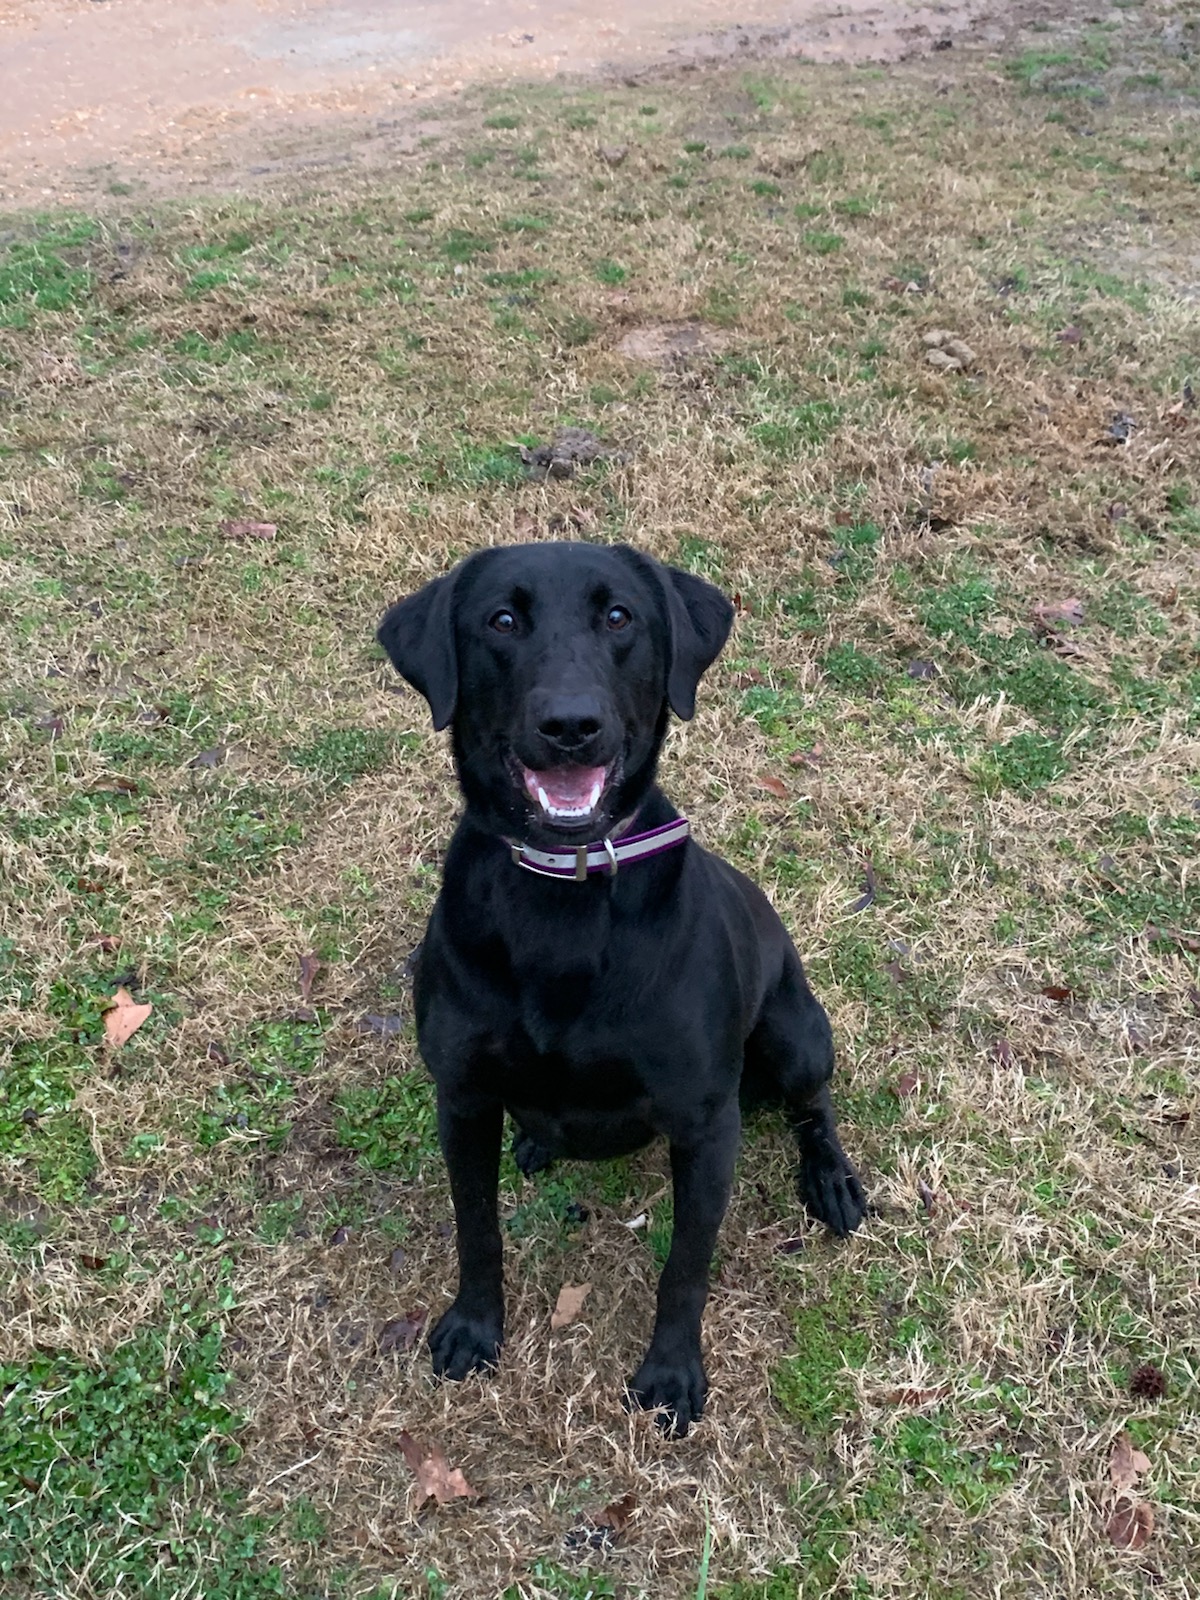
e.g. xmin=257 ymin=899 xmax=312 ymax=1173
xmin=378 ymin=540 xmax=865 ymax=1435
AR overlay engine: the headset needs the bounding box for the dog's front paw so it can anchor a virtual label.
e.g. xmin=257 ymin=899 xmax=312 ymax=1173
xmin=428 ymin=1301 xmax=503 ymax=1381
xmin=625 ymin=1348 xmax=707 ymax=1437
xmin=799 ymin=1139 xmax=867 ymax=1238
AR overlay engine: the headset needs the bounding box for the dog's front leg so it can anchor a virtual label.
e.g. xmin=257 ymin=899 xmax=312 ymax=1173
xmin=626 ymin=1097 xmax=740 ymax=1436
xmin=428 ymin=1094 xmax=505 ymax=1380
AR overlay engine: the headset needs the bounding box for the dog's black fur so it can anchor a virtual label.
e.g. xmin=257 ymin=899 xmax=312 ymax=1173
xmin=378 ymin=541 xmax=865 ymax=1435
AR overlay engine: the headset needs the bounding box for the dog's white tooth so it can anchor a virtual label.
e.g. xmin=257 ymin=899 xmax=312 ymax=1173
xmin=537 ymin=786 xmax=551 ymax=812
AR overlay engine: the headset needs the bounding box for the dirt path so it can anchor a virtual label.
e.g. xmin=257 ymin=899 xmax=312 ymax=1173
xmin=1 ymin=0 xmax=997 ymax=204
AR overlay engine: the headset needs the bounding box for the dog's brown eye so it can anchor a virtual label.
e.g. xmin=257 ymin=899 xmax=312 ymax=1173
xmin=606 ymin=605 xmax=632 ymax=631
xmin=490 ymin=610 xmax=517 ymax=634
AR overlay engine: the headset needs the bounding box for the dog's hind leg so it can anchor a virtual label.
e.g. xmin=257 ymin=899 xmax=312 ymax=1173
xmin=746 ymin=949 xmax=866 ymax=1237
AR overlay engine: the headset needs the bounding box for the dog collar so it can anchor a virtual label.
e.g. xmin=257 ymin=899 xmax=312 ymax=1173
xmin=507 ymin=817 xmax=690 ymax=881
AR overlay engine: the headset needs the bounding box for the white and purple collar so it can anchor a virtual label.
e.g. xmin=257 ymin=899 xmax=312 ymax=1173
xmin=507 ymin=817 xmax=690 ymax=881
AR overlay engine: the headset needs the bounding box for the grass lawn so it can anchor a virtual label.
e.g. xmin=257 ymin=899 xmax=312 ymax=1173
xmin=1 ymin=6 xmax=1198 ymax=1597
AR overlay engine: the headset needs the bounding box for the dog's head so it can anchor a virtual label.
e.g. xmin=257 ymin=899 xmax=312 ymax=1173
xmin=378 ymin=542 xmax=733 ymax=845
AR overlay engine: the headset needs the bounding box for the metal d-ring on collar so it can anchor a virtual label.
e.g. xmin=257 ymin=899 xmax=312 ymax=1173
xmin=507 ymin=817 xmax=691 ymax=881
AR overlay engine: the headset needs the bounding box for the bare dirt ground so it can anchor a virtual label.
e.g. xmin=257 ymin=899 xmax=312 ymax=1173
xmin=1 ymin=0 xmax=997 ymax=204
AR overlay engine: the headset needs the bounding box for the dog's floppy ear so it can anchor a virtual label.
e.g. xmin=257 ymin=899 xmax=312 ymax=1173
xmin=377 ymin=572 xmax=459 ymax=731
xmin=660 ymin=565 xmax=736 ymax=719
xmin=619 ymin=549 xmax=735 ymax=720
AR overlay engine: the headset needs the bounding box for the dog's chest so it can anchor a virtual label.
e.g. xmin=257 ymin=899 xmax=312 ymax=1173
xmin=489 ymin=1028 xmax=655 ymax=1159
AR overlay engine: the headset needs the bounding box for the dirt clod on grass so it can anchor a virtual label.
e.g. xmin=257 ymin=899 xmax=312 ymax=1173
xmin=616 ymin=319 xmax=731 ymax=365
xmin=519 ymin=426 xmax=623 ymax=480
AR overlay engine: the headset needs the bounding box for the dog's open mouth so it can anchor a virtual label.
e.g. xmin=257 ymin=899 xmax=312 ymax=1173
xmin=519 ymin=763 xmax=612 ymax=828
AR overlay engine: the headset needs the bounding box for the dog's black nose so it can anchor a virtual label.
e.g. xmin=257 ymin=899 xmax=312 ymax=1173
xmin=534 ymin=693 xmax=604 ymax=752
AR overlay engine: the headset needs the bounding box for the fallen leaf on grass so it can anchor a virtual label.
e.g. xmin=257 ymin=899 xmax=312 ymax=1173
xmin=94 ymin=935 xmax=121 ymax=954
xmin=1045 ymin=633 xmax=1092 ymax=663
xmin=1041 ymin=984 xmax=1073 ymax=1003
xmin=756 ymin=773 xmax=788 ymax=800
xmin=377 ymin=1309 xmax=427 ymax=1354
xmin=551 ymin=1282 xmax=592 ymax=1330
xmin=78 ymin=1253 xmax=110 ymax=1271
xmin=398 ymin=1431 xmax=478 ymax=1505
xmin=1057 ymin=324 xmax=1083 ymax=345
xmin=906 ymin=659 xmax=936 ymax=680
xmin=329 ymin=1225 xmax=351 ymax=1246
xmin=1109 ymin=1433 xmax=1151 ymax=1494
xmin=512 ymin=510 xmax=537 ymax=539
xmin=35 ymin=715 xmax=65 ymax=739
xmin=895 ymin=1070 xmax=920 ymax=1098
xmin=595 ymin=1491 xmax=636 ymax=1534
xmin=883 ymin=1385 xmax=950 ymax=1406
xmin=917 ymin=1178 xmax=936 ymax=1215
xmin=884 ymin=960 xmax=911 ymax=987
xmin=103 ymin=987 xmax=152 ymax=1049
xmin=1108 ymin=1499 xmax=1154 ymax=1551
xmin=354 ymin=1013 xmax=405 ymax=1038
xmin=206 ymin=1039 xmax=231 ymax=1068
xmin=189 ymin=745 xmax=226 ymax=770
xmin=787 ymin=744 xmax=825 ymax=769
xmin=991 ymin=1038 xmax=1014 ymax=1066
xmin=1145 ymin=924 xmax=1200 ymax=954
xmin=775 ymin=1236 xmax=806 ymax=1255
xmin=1123 ymin=1021 xmax=1150 ymax=1055
xmin=850 ymin=860 xmax=877 ymax=913
xmin=220 ymin=520 xmax=277 ymax=540
xmin=298 ymin=952 xmax=321 ymax=1003
xmin=566 ymin=1490 xmax=637 ymax=1550
xmin=1032 ymin=597 xmax=1085 ymax=629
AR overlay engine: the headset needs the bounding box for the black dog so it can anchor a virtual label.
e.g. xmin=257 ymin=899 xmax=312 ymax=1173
xmin=378 ymin=541 xmax=865 ymax=1435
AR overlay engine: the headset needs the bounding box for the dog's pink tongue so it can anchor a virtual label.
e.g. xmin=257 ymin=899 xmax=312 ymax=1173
xmin=523 ymin=765 xmax=606 ymax=815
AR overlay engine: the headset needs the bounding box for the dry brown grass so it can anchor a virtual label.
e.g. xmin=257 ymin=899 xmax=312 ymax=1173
xmin=2 ymin=4 xmax=1199 ymax=1598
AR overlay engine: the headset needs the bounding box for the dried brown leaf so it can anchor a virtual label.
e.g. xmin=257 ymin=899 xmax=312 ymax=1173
xmin=991 ymin=1038 xmax=1014 ymax=1066
xmin=398 ymin=1431 xmax=478 ymax=1505
xmin=1108 ymin=1499 xmax=1154 ymax=1551
xmin=103 ymin=987 xmax=152 ymax=1049
xmin=1042 ymin=984 xmax=1073 ymax=1003
xmin=355 ymin=1013 xmax=405 ymax=1038
xmin=883 ymin=1384 xmax=950 ymax=1406
xmin=298 ymin=952 xmax=321 ymax=1003
xmin=1109 ymin=1432 xmax=1152 ymax=1494
xmin=595 ymin=1491 xmax=636 ymax=1534
xmin=1146 ymin=924 xmax=1200 ymax=954
xmin=189 ymin=745 xmax=227 ymax=770
xmin=220 ymin=519 xmax=277 ymax=540
xmin=551 ymin=1282 xmax=592 ymax=1330
xmin=1032 ymin=598 xmax=1085 ymax=629
xmin=917 ymin=1178 xmax=936 ymax=1215
xmin=896 ymin=1069 xmax=919 ymax=1098
xmin=377 ymin=1309 xmax=427 ymax=1354
xmin=756 ymin=773 xmax=788 ymax=800
xmin=850 ymin=860 xmax=877 ymax=913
